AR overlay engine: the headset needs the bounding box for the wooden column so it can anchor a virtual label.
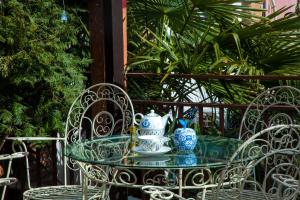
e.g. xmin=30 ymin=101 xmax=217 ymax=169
xmin=88 ymin=0 xmax=125 ymax=87
xmin=111 ymin=0 xmax=125 ymax=86
xmin=122 ymin=0 xmax=127 ymax=72
xmin=88 ymin=0 xmax=107 ymax=85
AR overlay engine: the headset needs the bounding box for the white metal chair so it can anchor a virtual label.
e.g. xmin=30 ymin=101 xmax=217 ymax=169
xmin=211 ymin=124 xmax=300 ymax=200
xmin=239 ymin=86 xmax=300 ymax=139
xmin=142 ymin=124 xmax=300 ymax=200
xmin=0 ymin=151 xmax=28 ymax=200
xmin=6 ymin=83 xmax=135 ymax=199
xmin=208 ymin=86 xmax=300 ymax=198
xmin=142 ymin=86 xmax=300 ymax=199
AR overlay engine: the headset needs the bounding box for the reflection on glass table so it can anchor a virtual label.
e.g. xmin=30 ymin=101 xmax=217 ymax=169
xmin=65 ymin=134 xmax=256 ymax=198
xmin=66 ymin=135 xmax=245 ymax=169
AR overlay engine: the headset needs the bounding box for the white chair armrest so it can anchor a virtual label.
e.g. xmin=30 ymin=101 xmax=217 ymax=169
xmin=0 ymin=152 xmax=28 ymax=161
xmin=0 ymin=177 xmax=17 ymax=186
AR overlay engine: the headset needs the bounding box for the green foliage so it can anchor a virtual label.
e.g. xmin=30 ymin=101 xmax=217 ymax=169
xmin=0 ymin=0 xmax=91 ymax=137
xmin=127 ymin=0 xmax=300 ymax=104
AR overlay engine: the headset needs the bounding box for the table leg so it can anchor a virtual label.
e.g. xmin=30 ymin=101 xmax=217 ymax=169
xmin=82 ymin=173 xmax=88 ymax=200
xmin=100 ymin=166 xmax=111 ymax=199
xmin=178 ymin=168 xmax=183 ymax=197
xmin=100 ymin=184 xmax=111 ymax=199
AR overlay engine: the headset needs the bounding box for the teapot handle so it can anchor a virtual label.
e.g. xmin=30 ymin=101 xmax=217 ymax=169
xmin=134 ymin=113 xmax=144 ymax=126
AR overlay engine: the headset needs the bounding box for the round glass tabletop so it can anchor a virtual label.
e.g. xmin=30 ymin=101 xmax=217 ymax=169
xmin=66 ymin=135 xmax=246 ymax=169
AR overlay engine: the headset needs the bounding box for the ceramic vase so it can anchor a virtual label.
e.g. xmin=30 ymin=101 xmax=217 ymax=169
xmin=174 ymin=128 xmax=197 ymax=151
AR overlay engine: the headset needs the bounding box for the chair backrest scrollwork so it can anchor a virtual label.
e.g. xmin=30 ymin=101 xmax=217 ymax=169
xmin=3 ymin=83 xmax=135 ymax=192
xmin=64 ymin=83 xmax=135 ymax=144
xmin=63 ymin=83 xmax=135 ymax=182
xmin=239 ymin=86 xmax=300 ymax=140
xmin=219 ymin=124 xmax=300 ymax=200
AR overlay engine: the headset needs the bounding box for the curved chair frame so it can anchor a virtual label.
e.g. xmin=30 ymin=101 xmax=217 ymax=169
xmin=64 ymin=83 xmax=134 ymax=166
xmin=141 ymin=86 xmax=300 ymax=200
xmin=215 ymin=124 xmax=300 ymax=200
xmin=142 ymin=124 xmax=300 ymax=200
xmin=0 ymin=151 xmax=28 ymax=200
xmin=239 ymin=86 xmax=300 ymax=139
xmin=6 ymin=83 xmax=135 ymax=199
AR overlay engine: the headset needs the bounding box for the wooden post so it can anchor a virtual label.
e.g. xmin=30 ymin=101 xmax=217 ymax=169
xmin=88 ymin=0 xmax=107 ymax=85
xmin=198 ymin=106 xmax=204 ymax=133
xmin=122 ymin=0 xmax=127 ymax=89
xmin=51 ymin=132 xmax=58 ymax=185
xmin=88 ymin=0 xmax=125 ymax=87
xmin=219 ymin=107 xmax=224 ymax=135
xmin=111 ymin=0 xmax=125 ymax=86
xmin=36 ymin=148 xmax=41 ymax=186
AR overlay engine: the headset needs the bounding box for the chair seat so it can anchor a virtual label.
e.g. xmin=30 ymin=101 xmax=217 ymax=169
xmin=200 ymin=189 xmax=279 ymax=200
xmin=23 ymin=185 xmax=108 ymax=200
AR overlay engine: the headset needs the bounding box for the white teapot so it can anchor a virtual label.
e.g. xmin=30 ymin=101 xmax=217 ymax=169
xmin=135 ymin=110 xmax=170 ymax=136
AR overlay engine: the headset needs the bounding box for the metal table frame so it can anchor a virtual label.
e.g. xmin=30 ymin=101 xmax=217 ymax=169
xmin=66 ymin=135 xmax=246 ymax=198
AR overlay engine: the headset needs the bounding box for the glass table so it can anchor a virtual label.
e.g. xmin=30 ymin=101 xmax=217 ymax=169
xmin=66 ymin=135 xmax=246 ymax=197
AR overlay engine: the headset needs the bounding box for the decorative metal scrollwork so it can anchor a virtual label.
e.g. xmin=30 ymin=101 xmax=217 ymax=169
xmin=219 ymin=124 xmax=300 ymax=200
xmin=65 ymin=83 xmax=135 ymax=144
xmin=239 ymin=86 xmax=300 ymax=140
xmin=143 ymin=170 xmax=178 ymax=186
xmin=64 ymin=83 xmax=135 ymax=171
xmin=184 ymin=168 xmax=212 ymax=187
xmin=93 ymin=111 xmax=115 ymax=137
xmin=112 ymin=168 xmax=137 ymax=185
xmin=142 ymin=185 xmax=195 ymax=200
xmin=78 ymin=162 xmax=109 ymax=184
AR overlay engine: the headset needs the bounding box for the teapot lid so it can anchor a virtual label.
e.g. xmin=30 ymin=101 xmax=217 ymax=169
xmin=146 ymin=110 xmax=159 ymax=117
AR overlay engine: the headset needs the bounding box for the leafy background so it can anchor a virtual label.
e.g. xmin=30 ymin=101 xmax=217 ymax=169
xmin=1 ymin=0 xmax=300 ymax=137
xmin=0 ymin=0 xmax=90 ymax=137
xmin=127 ymin=0 xmax=300 ymax=104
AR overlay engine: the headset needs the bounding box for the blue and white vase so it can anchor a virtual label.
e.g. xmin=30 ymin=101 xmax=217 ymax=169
xmin=174 ymin=119 xmax=197 ymax=151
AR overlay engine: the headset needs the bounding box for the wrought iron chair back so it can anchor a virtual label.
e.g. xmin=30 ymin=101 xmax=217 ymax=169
xmin=5 ymin=83 xmax=135 ymax=199
xmin=65 ymin=83 xmax=135 ymax=143
xmin=217 ymin=124 xmax=300 ymax=200
xmin=64 ymin=83 xmax=135 ymax=173
xmin=141 ymin=125 xmax=300 ymax=200
xmin=239 ymin=86 xmax=300 ymax=140
xmin=141 ymin=86 xmax=300 ymax=200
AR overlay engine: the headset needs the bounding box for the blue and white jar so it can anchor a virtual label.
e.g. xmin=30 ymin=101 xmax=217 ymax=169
xmin=174 ymin=127 xmax=197 ymax=151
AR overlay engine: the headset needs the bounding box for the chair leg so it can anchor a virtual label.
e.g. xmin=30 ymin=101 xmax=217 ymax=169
xmin=1 ymin=159 xmax=13 ymax=200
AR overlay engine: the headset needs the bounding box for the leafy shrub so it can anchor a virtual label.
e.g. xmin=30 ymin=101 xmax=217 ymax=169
xmin=0 ymin=0 xmax=90 ymax=137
